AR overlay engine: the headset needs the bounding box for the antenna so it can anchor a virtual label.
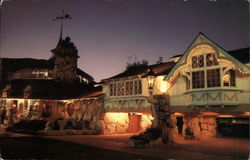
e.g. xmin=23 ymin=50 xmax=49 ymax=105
xmin=53 ymin=10 xmax=72 ymax=39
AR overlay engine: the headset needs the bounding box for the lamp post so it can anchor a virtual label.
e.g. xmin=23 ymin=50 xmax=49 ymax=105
xmin=147 ymin=68 xmax=156 ymax=96
xmin=146 ymin=68 xmax=158 ymax=127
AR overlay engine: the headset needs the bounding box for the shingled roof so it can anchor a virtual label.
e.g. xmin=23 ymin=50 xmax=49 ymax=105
xmin=104 ymin=61 xmax=176 ymax=80
xmin=228 ymin=48 xmax=250 ymax=64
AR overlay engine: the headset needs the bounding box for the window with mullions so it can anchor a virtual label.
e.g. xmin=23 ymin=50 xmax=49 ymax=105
xmin=207 ymin=69 xmax=220 ymax=87
xmin=206 ymin=53 xmax=218 ymax=66
xmin=192 ymin=71 xmax=204 ymax=88
xmin=110 ymin=84 xmax=113 ymax=96
xmin=117 ymin=83 xmax=125 ymax=96
xmin=192 ymin=55 xmax=204 ymax=68
xmin=125 ymin=81 xmax=133 ymax=95
xmin=109 ymin=80 xmax=142 ymax=96
xmin=138 ymin=80 xmax=142 ymax=94
xmin=223 ymin=69 xmax=236 ymax=87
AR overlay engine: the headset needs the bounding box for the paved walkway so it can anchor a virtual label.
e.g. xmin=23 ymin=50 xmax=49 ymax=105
xmin=46 ymin=134 xmax=250 ymax=160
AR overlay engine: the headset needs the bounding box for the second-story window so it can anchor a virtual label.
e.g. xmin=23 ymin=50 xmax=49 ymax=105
xmin=223 ymin=69 xmax=236 ymax=87
xmin=206 ymin=53 xmax=219 ymax=66
xmin=192 ymin=71 xmax=204 ymax=89
xmin=192 ymin=55 xmax=204 ymax=68
xmin=207 ymin=69 xmax=220 ymax=87
xmin=109 ymin=79 xmax=142 ymax=96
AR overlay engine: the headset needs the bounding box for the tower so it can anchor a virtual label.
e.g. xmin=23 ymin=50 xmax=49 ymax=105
xmin=51 ymin=37 xmax=79 ymax=82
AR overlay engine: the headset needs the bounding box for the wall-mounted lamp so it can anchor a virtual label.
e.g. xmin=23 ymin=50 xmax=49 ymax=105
xmin=146 ymin=68 xmax=156 ymax=96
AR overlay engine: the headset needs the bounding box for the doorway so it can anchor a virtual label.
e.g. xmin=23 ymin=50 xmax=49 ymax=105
xmin=176 ymin=117 xmax=184 ymax=134
xmin=127 ymin=115 xmax=141 ymax=133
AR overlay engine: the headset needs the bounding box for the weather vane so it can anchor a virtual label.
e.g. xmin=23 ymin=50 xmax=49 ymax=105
xmin=53 ymin=10 xmax=72 ymax=39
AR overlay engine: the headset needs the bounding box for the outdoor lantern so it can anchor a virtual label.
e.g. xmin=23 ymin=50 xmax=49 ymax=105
xmin=147 ymin=68 xmax=156 ymax=96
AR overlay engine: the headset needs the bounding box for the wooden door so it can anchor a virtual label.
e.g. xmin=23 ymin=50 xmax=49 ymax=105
xmin=127 ymin=115 xmax=141 ymax=133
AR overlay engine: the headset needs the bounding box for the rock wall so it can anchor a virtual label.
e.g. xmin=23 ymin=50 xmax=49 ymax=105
xmin=169 ymin=113 xmax=179 ymax=142
xmin=103 ymin=112 xmax=129 ymax=134
xmin=140 ymin=114 xmax=153 ymax=131
xmin=0 ymin=97 xmax=105 ymax=132
xmin=183 ymin=115 xmax=217 ymax=139
xmin=102 ymin=112 xmax=153 ymax=134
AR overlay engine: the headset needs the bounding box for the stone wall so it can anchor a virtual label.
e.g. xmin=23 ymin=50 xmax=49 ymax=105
xmin=183 ymin=114 xmax=217 ymax=139
xmin=102 ymin=112 xmax=153 ymax=134
xmin=1 ymin=97 xmax=154 ymax=135
xmin=0 ymin=97 xmax=105 ymax=132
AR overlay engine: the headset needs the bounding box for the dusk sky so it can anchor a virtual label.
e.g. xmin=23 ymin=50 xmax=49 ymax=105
xmin=1 ymin=0 xmax=249 ymax=82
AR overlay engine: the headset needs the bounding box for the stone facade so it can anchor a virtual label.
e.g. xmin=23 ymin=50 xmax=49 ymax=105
xmin=0 ymin=97 xmax=105 ymax=133
xmin=52 ymin=37 xmax=79 ymax=81
xmin=102 ymin=112 xmax=153 ymax=134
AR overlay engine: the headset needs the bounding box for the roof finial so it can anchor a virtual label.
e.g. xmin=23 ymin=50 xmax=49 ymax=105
xmin=53 ymin=10 xmax=72 ymax=40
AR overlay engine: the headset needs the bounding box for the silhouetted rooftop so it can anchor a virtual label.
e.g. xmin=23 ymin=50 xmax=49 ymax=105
xmin=0 ymin=79 xmax=101 ymax=100
xmin=104 ymin=61 xmax=176 ymax=80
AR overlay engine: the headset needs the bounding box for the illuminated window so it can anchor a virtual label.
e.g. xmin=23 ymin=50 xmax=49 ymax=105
xmin=78 ymin=75 xmax=89 ymax=84
xmin=207 ymin=69 xmax=220 ymax=87
xmin=206 ymin=53 xmax=218 ymax=66
xmin=223 ymin=69 xmax=235 ymax=87
xmin=192 ymin=71 xmax=204 ymax=89
xmin=32 ymin=70 xmax=49 ymax=78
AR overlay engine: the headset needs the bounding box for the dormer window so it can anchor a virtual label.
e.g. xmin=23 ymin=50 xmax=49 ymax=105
xmin=206 ymin=53 xmax=219 ymax=66
xmin=192 ymin=55 xmax=204 ymax=68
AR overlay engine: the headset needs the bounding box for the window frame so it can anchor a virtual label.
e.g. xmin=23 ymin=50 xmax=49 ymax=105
xmin=188 ymin=52 xmax=236 ymax=90
xmin=109 ymin=79 xmax=142 ymax=97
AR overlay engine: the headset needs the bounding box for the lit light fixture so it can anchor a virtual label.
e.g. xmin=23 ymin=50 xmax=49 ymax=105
xmin=146 ymin=68 xmax=156 ymax=96
xmin=223 ymin=72 xmax=230 ymax=83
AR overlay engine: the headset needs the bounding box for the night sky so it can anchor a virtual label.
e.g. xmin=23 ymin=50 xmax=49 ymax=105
xmin=1 ymin=0 xmax=249 ymax=82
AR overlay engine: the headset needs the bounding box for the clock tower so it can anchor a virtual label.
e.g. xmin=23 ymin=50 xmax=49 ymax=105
xmin=51 ymin=36 xmax=79 ymax=82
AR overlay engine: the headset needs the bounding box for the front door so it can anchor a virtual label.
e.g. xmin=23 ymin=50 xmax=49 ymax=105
xmin=127 ymin=115 xmax=141 ymax=133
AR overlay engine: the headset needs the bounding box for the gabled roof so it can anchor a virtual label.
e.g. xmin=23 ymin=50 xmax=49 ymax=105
xmin=104 ymin=61 xmax=176 ymax=81
xmin=170 ymin=47 xmax=250 ymax=64
xmin=164 ymin=32 xmax=250 ymax=81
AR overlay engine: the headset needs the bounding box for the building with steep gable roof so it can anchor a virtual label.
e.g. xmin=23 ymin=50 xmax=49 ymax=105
xmin=164 ymin=33 xmax=250 ymax=138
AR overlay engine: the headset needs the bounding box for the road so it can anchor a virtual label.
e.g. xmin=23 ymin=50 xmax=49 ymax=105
xmin=0 ymin=132 xmax=249 ymax=160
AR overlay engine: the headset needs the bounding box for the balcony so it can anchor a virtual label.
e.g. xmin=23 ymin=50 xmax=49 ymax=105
xmin=170 ymin=89 xmax=250 ymax=107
